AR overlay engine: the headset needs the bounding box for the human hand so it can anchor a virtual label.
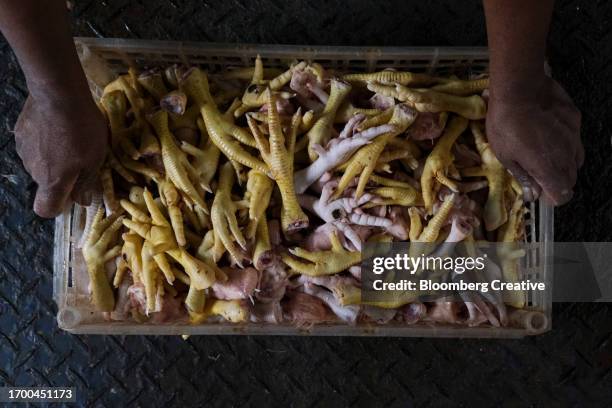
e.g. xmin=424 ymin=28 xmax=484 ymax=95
xmin=14 ymin=89 xmax=108 ymax=217
xmin=486 ymin=75 xmax=583 ymax=205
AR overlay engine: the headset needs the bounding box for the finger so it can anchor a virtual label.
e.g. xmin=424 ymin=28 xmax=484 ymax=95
xmin=33 ymin=173 xmax=79 ymax=218
xmin=520 ymin=158 xmax=574 ymax=206
xmin=499 ymin=158 xmax=541 ymax=202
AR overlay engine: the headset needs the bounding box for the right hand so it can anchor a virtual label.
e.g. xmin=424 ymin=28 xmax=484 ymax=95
xmin=14 ymin=89 xmax=108 ymax=218
xmin=486 ymin=75 xmax=583 ymax=205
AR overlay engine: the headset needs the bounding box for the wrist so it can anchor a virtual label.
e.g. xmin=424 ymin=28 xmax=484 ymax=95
xmin=488 ymin=69 xmax=548 ymax=104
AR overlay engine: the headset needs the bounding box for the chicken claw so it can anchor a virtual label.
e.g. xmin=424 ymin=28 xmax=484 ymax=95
xmin=248 ymin=91 xmax=309 ymax=233
xmin=82 ymin=209 xmax=124 ymax=311
xmin=305 ymin=79 xmax=352 ymax=160
xmin=282 ymin=231 xmax=361 ymax=276
xmin=334 ymin=104 xmax=417 ymax=199
xmin=421 ymin=115 xmax=468 ymax=212
xmin=147 ymin=109 xmax=208 ymax=213
xmin=245 ymin=169 xmax=274 ymax=239
xmin=463 ymin=121 xmax=510 ymax=231
xmin=211 ymin=162 xmax=248 ymax=266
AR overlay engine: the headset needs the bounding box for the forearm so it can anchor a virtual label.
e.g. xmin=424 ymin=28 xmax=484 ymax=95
xmin=0 ymin=0 xmax=89 ymax=99
xmin=483 ymin=0 xmax=554 ymax=100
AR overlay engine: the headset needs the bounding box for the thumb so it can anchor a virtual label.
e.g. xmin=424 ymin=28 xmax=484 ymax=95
xmin=34 ymin=174 xmax=78 ymax=218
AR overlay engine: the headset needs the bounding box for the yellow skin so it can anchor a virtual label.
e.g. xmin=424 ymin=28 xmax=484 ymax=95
xmin=211 ymin=162 xmax=248 ymax=266
xmin=179 ymin=118 xmax=220 ymax=192
xmin=201 ymin=103 xmax=268 ymax=173
xmin=123 ymin=189 xmax=218 ymax=295
xmin=334 ymin=104 xmax=417 ymax=199
xmin=100 ymin=90 xmax=140 ymax=159
xmin=421 ymin=115 xmax=469 ymax=212
xmin=248 ymin=91 xmax=309 ymax=233
xmin=334 ymin=103 xmax=380 ymax=124
xmin=141 ymin=240 xmax=163 ymax=313
xmin=122 ymin=232 xmax=143 ymax=283
xmin=364 ymin=186 xmax=422 ymax=207
xmin=253 ymin=215 xmax=273 ymax=270
xmin=429 ymin=77 xmax=489 ymax=96
xmin=408 ymin=207 xmax=423 ymax=241
xmin=107 ymin=151 xmax=136 ymax=184
xmin=244 ymin=169 xmax=274 ymax=239
xmin=369 ymin=174 xmax=414 ymax=189
xmin=355 ymin=106 xmax=394 ymax=132
xmin=100 ymin=166 xmax=119 ymax=213
xmin=387 ymin=138 xmax=421 ymax=169
xmin=169 ymin=105 xmax=199 ymax=130
xmin=343 ymin=70 xmax=442 ymax=86
xmin=367 ymin=82 xmax=487 ymax=120
xmin=462 ymin=121 xmax=509 ymax=231
xmin=82 ymin=209 xmax=124 ymax=312
xmin=240 ymin=59 xmax=307 ymax=108
xmin=137 ymin=71 xmax=169 ymax=101
xmin=300 ymin=110 xmax=315 ymax=133
xmin=282 ymin=231 xmax=361 ymax=276
xmin=122 ymin=189 xmax=176 ymax=254
xmin=159 ymin=180 xmax=187 ymax=247
xmin=497 ymin=196 xmax=527 ymax=308
xmin=306 ymin=79 xmax=352 ymax=161
xmin=147 ymin=109 xmax=209 ymax=213
xmin=417 ymin=194 xmax=456 ymax=242
xmin=109 ymin=75 xmax=161 ymax=157
xmin=180 ymin=67 xmax=257 ymax=147
xmin=119 ymin=154 xmax=162 ymax=182
xmin=199 ymin=299 xmax=249 ymax=323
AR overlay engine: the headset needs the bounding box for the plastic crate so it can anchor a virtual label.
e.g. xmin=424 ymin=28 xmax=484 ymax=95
xmin=53 ymin=38 xmax=554 ymax=337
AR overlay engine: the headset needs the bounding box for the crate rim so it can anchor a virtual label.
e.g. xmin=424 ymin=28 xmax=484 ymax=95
xmin=74 ymin=37 xmax=490 ymax=60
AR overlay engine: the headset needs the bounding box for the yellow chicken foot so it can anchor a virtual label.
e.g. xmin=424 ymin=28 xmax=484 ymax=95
xmin=355 ymin=106 xmax=394 ymax=131
xmin=159 ymin=180 xmax=186 ymax=247
xmin=294 ymin=123 xmax=395 ymax=194
xmin=166 ymin=247 xmax=218 ymax=290
xmin=306 ymin=79 xmax=352 ymax=161
xmin=248 ymin=91 xmax=309 ymax=233
xmin=137 ymin=69 xmax=169 ymax=101
xmin=282 ymin=231 xmax=361 ymax=276
xmin=334 ymin=104 xmax=417 ymax=199
xmin=430 ymin=77 xmax=489 ymax=96
xmin=343 ymin=70 xmax=443 ymax=86
xmin=82 ymin=209 xmax=124 ymax=311
xmin=201 ymin=104 xmax=268 ymax=173
xmin=244 ymin=169 xmax=274 ymax=239
xmin=417 ymin=193 xmax=456 ymax=242
xmin=211 ymin=162 xmax=248 ymax=266
xmin=369 ymin=82 xmax=487 ymax=120
xmin=408 ymin=208 xmax=423 ymax=241
xmin=147 ymin=109 xmax=209 ymax=213
xmin=364 ymin=186 xmax=422 ymax=207
xmin=122 ymin=188 xmax=176 ymax=254
xmin=240 ymin=60 xmax=307 ymax=108
xmin=469 ymin=121 xmax=510 ymax=231
xmin=421 ymin=115 xmax=469 ymax=212
xmin=497 ymin=196 xmax=527 ymax=308
xmin=253 ymin=215 xmax=274 ymax=270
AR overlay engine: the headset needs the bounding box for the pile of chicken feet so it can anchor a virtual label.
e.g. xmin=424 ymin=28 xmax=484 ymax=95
xmin=79 ymin=57 xmax=533 ymax=328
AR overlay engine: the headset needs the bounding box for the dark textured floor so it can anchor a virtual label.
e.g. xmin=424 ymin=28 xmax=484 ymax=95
xmin=1 ymin=0 xmax=612 ymax=406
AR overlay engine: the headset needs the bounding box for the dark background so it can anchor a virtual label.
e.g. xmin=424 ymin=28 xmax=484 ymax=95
xmin=1 ymin=0 xmax=612 ymax=406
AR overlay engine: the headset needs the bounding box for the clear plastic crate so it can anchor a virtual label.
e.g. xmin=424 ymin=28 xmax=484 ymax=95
xmin=53 ymin=38 xmax=554 ymax=337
